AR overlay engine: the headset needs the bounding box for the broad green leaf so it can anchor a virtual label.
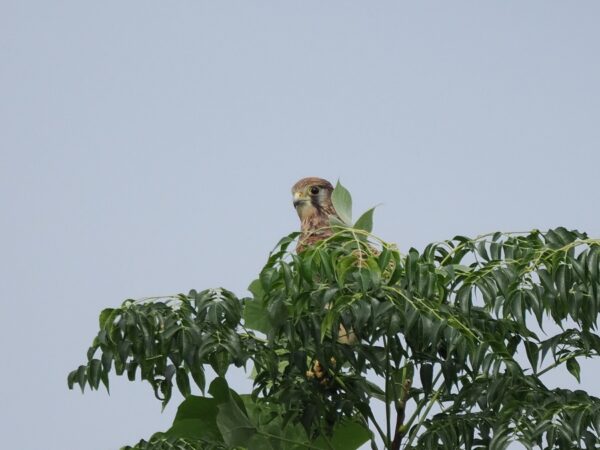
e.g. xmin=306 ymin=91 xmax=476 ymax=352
xmin=354 ymin=208 xmax=375 ymax=232
xmin=313 ymin=421 xmax=371 ymax=450
xmin=240 ymin=395 xmax=309 ymax=450
xmin=331 ymin=180 xmax=352 ymax=225
xmin=248 ymin=278 xmax=264 ymax=299
xmin=208 ymin=377 xmax=247 ymax=414
xmin=267 ymin=298 xmax=288 ymax=329
xmin=209 ymin=352 xmax=230 ymax=377
xmin=243 ymin=298 xmax=271 ymax=334
xmin=208 ymin=377 xmax=230 ymax=403
xmin=216 ymin=398 xmax=256 ymax=447
xmin=259 ymin=267 xmax=277 ymax=291
xmin=99 ymin=308 xmax=115 ymax=328
xmin=166 ymin=396 xmax=222 ymax=441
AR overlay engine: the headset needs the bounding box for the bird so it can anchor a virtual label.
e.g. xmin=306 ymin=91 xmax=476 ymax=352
xmin=291 ymin=177 xmax=340 ymax=253
xmin=291 ymin=177 xmax=357 ymax=347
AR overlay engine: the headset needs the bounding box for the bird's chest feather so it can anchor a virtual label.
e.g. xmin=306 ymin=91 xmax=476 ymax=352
xmin=301 ymin=213 xmax=328 ymax=233
xmin=300 ymin=213 xmax=333 ymax=247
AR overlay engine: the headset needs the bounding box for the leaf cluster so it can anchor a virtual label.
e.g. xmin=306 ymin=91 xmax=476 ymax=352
xmin=67 ymin=289 xmax=248 ymax=407
xmin=68 ymin=183 xmax=600 ymax=450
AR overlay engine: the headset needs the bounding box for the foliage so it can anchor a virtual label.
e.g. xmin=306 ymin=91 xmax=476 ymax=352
xmin=69 ymin=183 xmax=600 ymax=449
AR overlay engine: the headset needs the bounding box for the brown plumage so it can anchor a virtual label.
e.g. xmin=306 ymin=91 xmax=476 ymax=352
xmin=291 ymin=177 xmax=339 ymax=253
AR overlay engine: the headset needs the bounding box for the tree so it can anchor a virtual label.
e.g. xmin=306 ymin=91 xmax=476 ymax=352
xmin=69 ymin=183 xmax=600 ymax=449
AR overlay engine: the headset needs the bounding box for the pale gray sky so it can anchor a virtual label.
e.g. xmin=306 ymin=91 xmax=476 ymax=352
xmin=1 ymin=1 xmax=599 ymax=449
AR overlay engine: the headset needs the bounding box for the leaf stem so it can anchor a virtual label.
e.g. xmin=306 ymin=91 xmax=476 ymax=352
xmin=258 ymin=431 xmax=323 ymax=449
xmin=367 ymin=411 xmax=388 ymax=446
xmin=537 ymin=351 xmax=586 ymax=377
xmin=402 ymin=370 xmax=443 ymax=447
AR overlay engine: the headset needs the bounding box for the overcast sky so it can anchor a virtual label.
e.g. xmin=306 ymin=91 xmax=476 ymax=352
xmin=1 ymin=1 xmax=599 ymax=449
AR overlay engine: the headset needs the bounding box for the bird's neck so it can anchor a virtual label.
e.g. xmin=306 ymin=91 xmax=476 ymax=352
xmin=300 ymin=212 xmax=330 ymax=235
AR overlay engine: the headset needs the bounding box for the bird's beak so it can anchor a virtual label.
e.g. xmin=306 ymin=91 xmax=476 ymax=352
xmin=293 ymin=191 xmax=309 ymax=208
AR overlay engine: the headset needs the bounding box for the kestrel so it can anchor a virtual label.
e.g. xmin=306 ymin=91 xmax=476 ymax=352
xmin=292 ymin=177 xmax=356 ymax=345
xmin=291 ymin=177 xmax=339 ymax=253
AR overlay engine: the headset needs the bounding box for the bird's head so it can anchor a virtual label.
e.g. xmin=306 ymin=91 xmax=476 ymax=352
xmin=291 ymin=177 xmax=335 ymax=220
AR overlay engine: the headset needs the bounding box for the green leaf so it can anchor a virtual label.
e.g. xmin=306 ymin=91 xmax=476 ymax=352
xmin=259 ymin=267 xmax=277 ymax=291
xmin=378 ymin=247 xmax=391 ymax=271
xmin=208 ymin=377 xmax=230 ymax=403
xmin=89 ymin=359 xmax=102 ymax=390
xmin=367 ymin=257 xmax=381 ymax=289
xmin=420 ymin=363 xmax=433 ymax=395
xmin=566 ymin=357 xmax=581 ymax=383
xmin=555 ymin=264 xmax=570 ymax=300
xmin=524 ymin=340 xmax=539 ymax=372
xmin=354 ymin=207 xmax=375 ymax=232
xmin=266 ymin=297 xmax=288 ymax=330
xmin=248 ymin=278 xmax=264 ymax=299
xmin=510 ymin=291 xmax=524 ymax=325
xmin=331 ymin=180 xmax=352 ymax=225
xmin=489 ymin=424 xmax=510 ymax=450
xmin=209 ymin=352 xmax=230 ymax=377
xmin=190 ymin=366 xmax=205 ymax=394
xmin=176 ymin=368 xmax=191 ymax=397
xmin=216 ymin=399 xmax=256 ymax=446
xmin=272 ymin=232 xmax=301 ymax=252
xmin=99 ymin=308 xmax=115 ymax=329
xmin=126 ymin=361 xmax=138 ymax=381
xmin=313 ymin=420 xmax=371 ymax=450
xmin=67 ymin=370 xmax=77 ymax=390
xmin=243 ymin=298 xmax=270 ymax=334
xmin=117 ymin=340 xmax=131 ymax=365
xmin=165 ymin=396 xmax=222 ymax=442
xmin=588 ymin=247 xmax=599 ymax=282
xmin=321 ymin=308 xmax=335 ymax=342
xmin=101 ymin=350 xmax=113 ymax=373
xmin=76 ymin=365 xmax=87 ymax=393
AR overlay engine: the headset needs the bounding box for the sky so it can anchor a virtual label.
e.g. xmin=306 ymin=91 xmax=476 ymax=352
xmin=1 ymin=1 xmax=599 ymax=449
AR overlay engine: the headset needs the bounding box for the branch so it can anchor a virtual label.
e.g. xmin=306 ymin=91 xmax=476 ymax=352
xmin=401 ymin=370 xmax=444 ymax=448
xmin=537 ymin=350 xmax=587 ymax=377
xmin=384 ymin=336 xmax=392 ymax=448
xmin=391 ymin=378 xmax=412 ymax=450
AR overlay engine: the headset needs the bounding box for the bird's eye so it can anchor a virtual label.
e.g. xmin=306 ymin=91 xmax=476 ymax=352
xmin=310 ymin=186 xmax=320 ymax=195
